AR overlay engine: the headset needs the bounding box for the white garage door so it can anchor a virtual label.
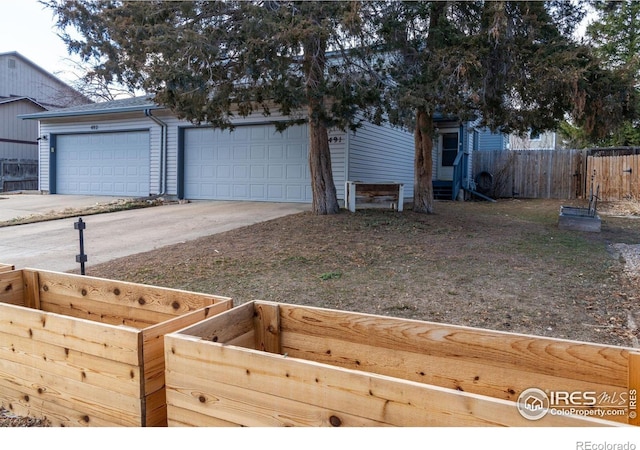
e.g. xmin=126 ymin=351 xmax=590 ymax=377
xmin=184 ymin=125 xmax=311 ymax=202
xmin=56 ymin=131 xmax=150 ymax=196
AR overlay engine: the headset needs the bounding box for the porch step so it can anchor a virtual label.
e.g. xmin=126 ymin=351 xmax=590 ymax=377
xmin=433 ymin=181 xmax=453 ymax=200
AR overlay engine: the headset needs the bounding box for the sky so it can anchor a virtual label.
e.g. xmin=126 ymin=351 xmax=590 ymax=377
xmin=0 ymin=0 xmax=597 ymax=90
xmin=0 ymin=0 xmax=80 ymax=84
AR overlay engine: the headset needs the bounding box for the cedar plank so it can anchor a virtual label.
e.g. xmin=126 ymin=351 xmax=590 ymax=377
xmin=278 ymin=303 xmax=631 ymax=387
xmin=254 ymin=301 xmax=280 ymax=353
xmin=280 ymin=331 xmax=628 ymax=424
xmin=0 ymin=329 xmax=141 ymax=397
xmin=22 ymin=269 xmax=40 ymax=309
xmin=174 ymin=300 xmax=254 ymax=342
xmin=36 ymin=270 xmax=223 ymax=317
xmin=38 ymin=298 xmax=163 ymax=328
xmin=0 ymin=383 xmax=137 ymax=426
xmin=0 ymin=364 xmax=143 ymax=426
xmin=0 ymin=302 xmax=141 ymax=365
xmin=166 ymin=372 xmax=391 ymax=426
xmin=167 ymin=404 xmax=240 ymax=427
xmin=0 ymin=270 xmax=25 ymax=306
xmin=165 ymin=335 xmax=612 ymax=427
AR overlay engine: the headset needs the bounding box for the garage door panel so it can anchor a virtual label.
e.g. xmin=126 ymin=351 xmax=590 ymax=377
xmin=286 ymin=164 xmax=304 ymax=180
xmin=57 ymin=131 xmax=150 ymax=196
xmin=234 ymin=165 xmax=249 ymax=178
xmin=216 ymin=184 xmax=230 ymax=197
xmin=251 ymin=146 xmax=266 ymax=159
xmin=287 ymin=145 xmax=305 ymax=159
xmin=233 ymin=185 xmax=249 ymax=198
xmin=215 ymin=165 xmax=230 ymax=177
xmin=251 ymin=165 xmax=266 ymax=178
xmin=217 ymin=147 xmax=231 ymax=160
xmin=235 ymin=146 xmax=249 ymax=159
xmin=251 ymin=184 xmax=267 ymax=198
xmin=286 ymin=185 xmax=305 ymax=200
xmin=184 ymin=125 xmax=310 ymax=202
xmin=268 ymin=146 xmax=284 ymax=159
xmin=268 ymin=165 xmax=283 ymax=179
xmin=267 ymin=185 xmax=284 ymax=198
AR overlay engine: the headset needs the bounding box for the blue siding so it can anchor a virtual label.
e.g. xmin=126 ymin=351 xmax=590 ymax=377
xmin=347 ymin=121 xmax=414 ymax=198
xmin=475 ymin=127 xmax=507 ymax=151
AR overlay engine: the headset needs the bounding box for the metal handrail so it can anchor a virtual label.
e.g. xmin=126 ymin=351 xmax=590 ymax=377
xmin=451 ymin=151 xmax=465 ymax=200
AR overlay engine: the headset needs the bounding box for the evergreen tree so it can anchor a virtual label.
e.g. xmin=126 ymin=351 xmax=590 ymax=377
xmin=372 ymin=1 xmax=609 ymax=213
xmin=44 ymin=1 xmax=635 ymax=214
xmin=43 ymin=0 xmax=384 ymax=214
xmin=582 ymin=0 xmax=640 ymax=146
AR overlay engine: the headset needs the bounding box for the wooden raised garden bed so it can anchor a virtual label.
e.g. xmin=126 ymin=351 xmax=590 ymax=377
xmin=0 ymin=268 xmax=232 ymax=427
xmin=345 ymin=181 xmax=404 ymax=212
xmin=165 ymin=301 xmax=639 ymax=427
xmin=0 ymin=263 xmax=14 ymax=273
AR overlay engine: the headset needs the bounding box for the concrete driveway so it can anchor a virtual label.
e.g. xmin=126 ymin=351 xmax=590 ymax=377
xmin=0 ymin=194 xmax=310 ymax=272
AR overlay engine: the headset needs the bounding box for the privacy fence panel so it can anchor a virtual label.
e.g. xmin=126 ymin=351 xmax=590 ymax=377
xmin=473 ymin=150 xmax=586 ymax=199
xmin=0 ymin=159 xmax=38 ymax=192
xmin=587 ymin=154 xmax=640 ymax=201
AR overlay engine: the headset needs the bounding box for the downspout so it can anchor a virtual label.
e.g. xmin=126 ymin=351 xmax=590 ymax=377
xmin=144 ymin=109 xmax=167 ymax=196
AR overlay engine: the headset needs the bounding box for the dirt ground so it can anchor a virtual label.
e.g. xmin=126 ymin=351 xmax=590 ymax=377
xmin=2 ymin=197 xmax=640 ymax=427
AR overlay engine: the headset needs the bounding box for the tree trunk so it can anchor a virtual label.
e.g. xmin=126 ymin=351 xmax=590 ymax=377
xmin=304 ymin=28 xmax=339 ymax=215
xmin=308 ymin=118 xmax=339 ymax=214
xmin=413 ymin=108 xmax=435 ymax=214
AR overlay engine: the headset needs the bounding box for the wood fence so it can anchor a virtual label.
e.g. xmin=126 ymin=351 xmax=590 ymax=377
xmin=587 ymin=154 xmax=640 ymax=201
xmin=472 ymin=149 xmax=586 ymax=199
xmin=0 ymin=159 xmax=38 ymax=192
xmin=472 ymin=148 xmax=640 ymax=201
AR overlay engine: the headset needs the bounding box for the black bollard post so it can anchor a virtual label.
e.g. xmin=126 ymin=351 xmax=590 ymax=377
xmin=74 ymin=217 xmax=87 ymax=275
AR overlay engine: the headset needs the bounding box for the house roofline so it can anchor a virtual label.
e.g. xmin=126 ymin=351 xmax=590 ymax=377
xmin=0 ymin=96 xmax=48 ymax=110
xmin=0 ymin=51 xmax=92 ymax=104
xmin=19 ymin=96 xmax=162 ymax=120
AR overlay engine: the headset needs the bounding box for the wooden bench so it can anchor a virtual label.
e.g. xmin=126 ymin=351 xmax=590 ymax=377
xmin=345 ymin=181 xmax=404 ymax=212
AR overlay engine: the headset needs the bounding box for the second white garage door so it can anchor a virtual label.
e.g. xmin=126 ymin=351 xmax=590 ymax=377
xmin=184 ymin=125 xmax=311 ymax=202
xmin=56 ymin=131 xmax=150 ymax=196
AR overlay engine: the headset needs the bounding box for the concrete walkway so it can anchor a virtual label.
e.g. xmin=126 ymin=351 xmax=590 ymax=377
xmin=0 ymin=193 xmax=310 ymax=272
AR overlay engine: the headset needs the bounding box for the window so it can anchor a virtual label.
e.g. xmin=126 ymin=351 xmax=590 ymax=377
xmin=8 ymin=58 xmax=16 ymax=69
xmin=441 ymin=133 xmax=458 ymax=166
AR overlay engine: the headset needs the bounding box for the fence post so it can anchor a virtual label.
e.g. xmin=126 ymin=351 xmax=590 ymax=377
xmin=74 ymin=217 xmax=87 ymax=275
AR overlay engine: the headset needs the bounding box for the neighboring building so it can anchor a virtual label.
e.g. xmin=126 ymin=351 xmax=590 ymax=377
xmin=0 ymin=97 xmax=47 ymax=160
xmin=0 ymin=52 xmax=91 ymax=161
xmin=21 ymin=96 xmax=508 ymax=204
xmin=508 ymin=130 xmax=560 ymax=150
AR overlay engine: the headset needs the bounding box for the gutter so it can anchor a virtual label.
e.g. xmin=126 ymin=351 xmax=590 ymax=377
xmin=19 ymin=103 xmax=161 ymax=120
xmin=144 ymin=109 xmax=168 ymax=196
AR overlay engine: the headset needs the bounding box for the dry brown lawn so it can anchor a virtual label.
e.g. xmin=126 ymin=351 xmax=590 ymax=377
xmin=82 ymin=198 xmax=640 ymax=348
